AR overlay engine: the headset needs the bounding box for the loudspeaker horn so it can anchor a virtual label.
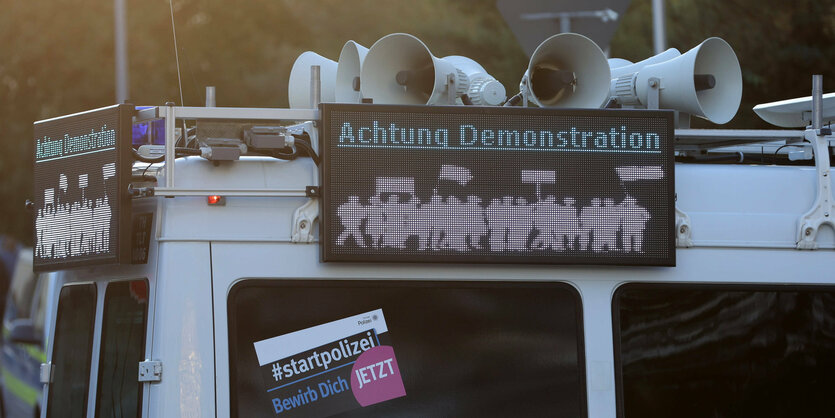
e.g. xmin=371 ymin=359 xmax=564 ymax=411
xmin=335 ymin=41 xmax=369 ymax=103
xmin=288 ymin=51 xmax=337 ymax=108
xmin=361 ymin=33 xmax=458 ymax=105
xmin=609 ymin=48 xmax=681 ymax=78
xmin=361 ymin=33 xmax=505 ymax=106
xmin=608 ymin=58 xmax=634 ymax=70
xmin=610 ymin=37 xmax=742 ymax=124
xmin=519 ymin=33 xmax=611 ymax=108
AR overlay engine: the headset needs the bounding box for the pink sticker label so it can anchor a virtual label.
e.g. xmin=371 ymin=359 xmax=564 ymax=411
xmin=350 ymin=345 xmax=406 ymax=407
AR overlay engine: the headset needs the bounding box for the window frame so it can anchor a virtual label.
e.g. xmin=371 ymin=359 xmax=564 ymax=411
xmin=227 ymin=278 xmax=587 ymax=417
xmin=44 ymin=282 xmax=98 ymax=418
xmin=93 ymin=278 xmax=150 ymax=418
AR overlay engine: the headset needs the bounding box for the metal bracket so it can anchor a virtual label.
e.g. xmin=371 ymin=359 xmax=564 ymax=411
xmin=796 ymin=128 xmax=834 ymax=249
xmin=40 ymin=362 xmax=54 ymax=384
xmin=447 ymin=73 xmax=456 ymax=105
xmin=291 ymin=198 xmax=319 ymax=243
xmin=646 ymin=77 xmax=661 ymax=110
xmin=675 ymin=204 xmax=694 ymax=248
xmin=138 ymin=360 xmax=163 ymax=382
xmin=128 ymin=186 xmax=155 ymax=198
xmin=519 ymin=76 xmax=530 ymax=107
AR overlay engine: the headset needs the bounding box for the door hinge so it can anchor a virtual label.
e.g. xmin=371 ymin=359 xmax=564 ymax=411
xmin=39 ymin=362 xmax=53 ymax=384
xmin=138 ymin=360 xmax=162 ymax=383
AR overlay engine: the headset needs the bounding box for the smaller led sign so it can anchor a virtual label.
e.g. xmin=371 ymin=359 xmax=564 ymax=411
xmin=33 ymin=104 xmax=134 ymax=271
xmin=321 ymin=104 xmax=675 ymax=266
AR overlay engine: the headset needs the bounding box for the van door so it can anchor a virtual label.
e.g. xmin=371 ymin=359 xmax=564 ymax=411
xmin=42 ymin=279 xmax=149 ymax=418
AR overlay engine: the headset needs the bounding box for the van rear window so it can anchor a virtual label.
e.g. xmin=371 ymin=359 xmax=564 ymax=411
xmin=46 ymin=283 xmax=97 ymax=418
xmin=95 ymin=280 xmax=149 ymax=417
xmin=614 ymin=284 xmax=835 ymax=417
xmin=228 ymin=280 xmax=586 ymax=417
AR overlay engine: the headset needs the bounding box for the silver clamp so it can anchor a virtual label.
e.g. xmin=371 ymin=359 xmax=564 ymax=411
xmin=40 ymin=362 xmax=54 ymax=384
xmin=138 ymin=360 xmax=163 ymax=382
xmin=519 ymin=76 xmax=530 ymax=107
xmin=796 ymin=128 xmax=834 ymax=249
xmin=646 ymin=77 xmax=661 ymax=110
xmin=291 ymin=198 xmax=319 ymax=243
xmin=675 ymin=205 xmax=694 ymax=248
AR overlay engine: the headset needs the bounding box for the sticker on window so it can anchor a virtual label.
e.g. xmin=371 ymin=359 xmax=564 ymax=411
xmin=253 ymin=309 xmax=405 ymax=416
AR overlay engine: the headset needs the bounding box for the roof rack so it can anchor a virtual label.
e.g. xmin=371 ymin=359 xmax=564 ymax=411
xmin=135 ymin=105 xmax=319 ymax=193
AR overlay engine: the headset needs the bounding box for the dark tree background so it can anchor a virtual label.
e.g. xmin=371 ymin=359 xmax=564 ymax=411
xmin=1 ymin=0 xmax=832 ymax=244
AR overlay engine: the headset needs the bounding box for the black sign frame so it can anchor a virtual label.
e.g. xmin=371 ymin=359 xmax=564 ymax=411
xmin=33 ymin=104 xmax=134 ymax=271
xmin=320 ymin=103 xmax=675 ymax=266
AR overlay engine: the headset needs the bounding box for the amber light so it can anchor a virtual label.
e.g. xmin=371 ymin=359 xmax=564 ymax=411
xmin=208 ymin=195 xmax=224 ymax=205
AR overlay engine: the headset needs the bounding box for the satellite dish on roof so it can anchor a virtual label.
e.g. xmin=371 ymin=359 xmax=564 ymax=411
xmin=753 ymin=92 xmax=835 ymax=128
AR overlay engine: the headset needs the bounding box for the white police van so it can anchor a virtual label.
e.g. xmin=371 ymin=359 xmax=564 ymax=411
xmin=30 ymin=35 xmax=834 ymax=418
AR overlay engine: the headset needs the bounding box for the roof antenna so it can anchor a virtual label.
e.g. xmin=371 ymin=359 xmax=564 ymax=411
xmin=168 ymin=0 xmax=188 ymax=145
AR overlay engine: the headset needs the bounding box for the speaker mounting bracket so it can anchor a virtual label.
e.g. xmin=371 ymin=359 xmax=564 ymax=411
xmin=292 ymin=197 xmax=319 ymax=244
xmin=646 ymin=77 xmax=661 ymax=110
xmin=447 ymin=73 xmax=456 ymax=105
xmin=675 ymin=194 xmax=694 ymax=248
xmin=519 ymin=75 xmax=530 ymax=107
xmin=796 ymin=127 xmax=835 ymax=249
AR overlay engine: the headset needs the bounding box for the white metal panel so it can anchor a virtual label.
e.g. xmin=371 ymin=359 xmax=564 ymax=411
xmin=210 ymin=236 xmax=834 ymax=418
xmin=677 ymin=164 xmax=833 ymax=248
xmin=42 ymin=150 xmax=833 ymax=418
xmin=198 ymin=158 xmax=835 ymax=418
xmin=157 ymin=158 xmax=834 ymax=248
xmin=158 ymin=157 xmax=316 ymax=242
xmin=147 ymin=242 xmax=215 ymax=418
xmin=576 ymin=279 xmax=619 ymax=418
xmin=163 ymin=156 xmax=316 ymax=192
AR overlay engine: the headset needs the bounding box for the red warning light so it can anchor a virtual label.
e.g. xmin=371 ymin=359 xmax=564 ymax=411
xmin=208 ymin=195 xmax=225 ymax=205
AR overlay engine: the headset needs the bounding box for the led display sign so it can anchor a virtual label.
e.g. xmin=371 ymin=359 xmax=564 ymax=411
xmin=321 ymin=104 xmax=675 ymax=266
xmin=33 ymin=104 xmax=134 ymax=271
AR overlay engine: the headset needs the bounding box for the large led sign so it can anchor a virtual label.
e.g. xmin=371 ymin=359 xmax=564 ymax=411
xmin=33 ymin=104 xmax=134 ymax=271
xmin=321 ymin=104 xmax=675 ymax=266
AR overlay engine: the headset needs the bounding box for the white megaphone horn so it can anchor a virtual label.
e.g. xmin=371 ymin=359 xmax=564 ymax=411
xmin=288 ymin=51 xmax=338 ymax=108
xmin=609 ymin=37 xmax=742 ymax=124
xmin=519 ymin=33 xmax=611 ymax=108
xmin=609 ymin=48 xmax=681 ymax=78
xmin=335 ymin=41 xmax=369 ymax=103
xmin=360 ymin=33 xmax=506 ymax=106
xmin=608 ymin=58 xmax=635 ymax=70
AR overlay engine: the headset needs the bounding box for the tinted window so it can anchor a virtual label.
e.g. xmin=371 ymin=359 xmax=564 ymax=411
xmin=95 ymin=280 xmax=149 ymax=417
xmin=614 ymin=284 xmax=835 ymax=417
xmin=46 ymin=283 xmax=97 ymax=418
xmin=229 ymin=280 xmax=585 ymax=417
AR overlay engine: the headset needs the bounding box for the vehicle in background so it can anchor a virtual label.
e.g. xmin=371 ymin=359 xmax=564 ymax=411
xmin=0 ymin=249 xmax=55 ymax=418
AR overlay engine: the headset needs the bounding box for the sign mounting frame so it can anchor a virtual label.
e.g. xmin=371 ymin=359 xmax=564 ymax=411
xmin=320 ymin=103 xmax=675 ymax=266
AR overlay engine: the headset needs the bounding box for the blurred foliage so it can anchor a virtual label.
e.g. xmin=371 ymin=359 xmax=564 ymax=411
xmin=0 ymin=0 xmax=833 ymax=243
